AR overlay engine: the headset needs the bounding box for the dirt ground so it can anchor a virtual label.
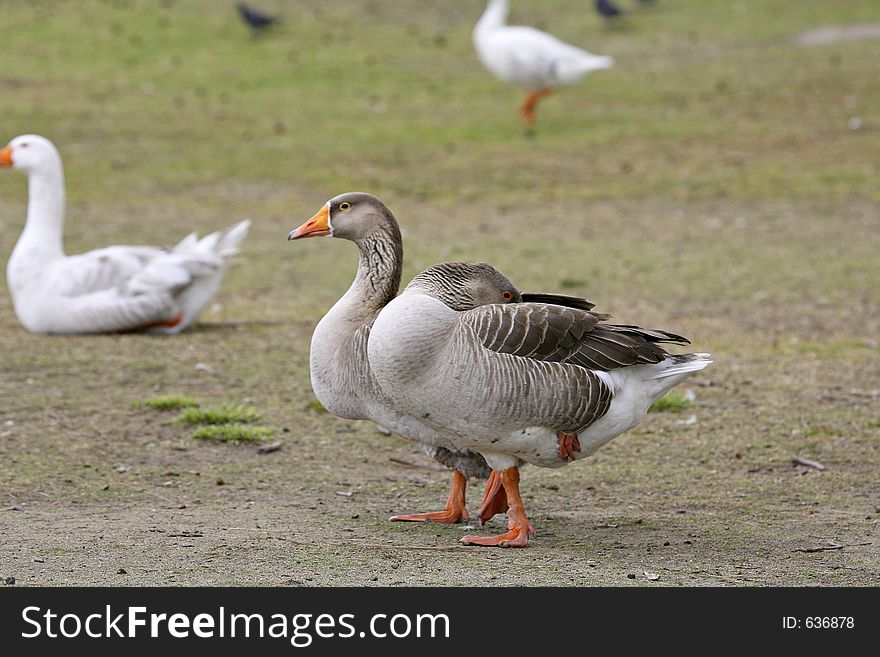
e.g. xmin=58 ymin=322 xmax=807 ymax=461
xmin=2 ymin=195 xmax=877 ymax=587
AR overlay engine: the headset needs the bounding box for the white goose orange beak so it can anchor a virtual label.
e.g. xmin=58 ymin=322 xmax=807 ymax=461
xmin=288 ymin=203 xmax=331 ymax=240
xmin=0 ymin=145 xmax=13 ymax=168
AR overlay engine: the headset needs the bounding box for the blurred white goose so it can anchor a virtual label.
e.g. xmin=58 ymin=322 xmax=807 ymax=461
xmin=474 ymin=0 xmax=614 ymax=123
xmin=0 ymin=135 xmax=249 ymax=334
xmin=369 ymin=263 xmax=712 ymax=547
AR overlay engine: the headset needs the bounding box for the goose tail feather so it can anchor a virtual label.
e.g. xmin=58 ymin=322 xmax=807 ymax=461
xmin=650 ymin=353 xmax=713 ymax=380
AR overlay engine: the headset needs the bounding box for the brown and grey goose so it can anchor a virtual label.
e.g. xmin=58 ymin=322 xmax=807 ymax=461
xmin=368 ymin=262 xmax=712 ymax=547
xmin=288 ymin=193 xmax=594 ymax=524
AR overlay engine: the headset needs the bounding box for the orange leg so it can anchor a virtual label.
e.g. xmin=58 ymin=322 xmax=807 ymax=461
xmin=127 ymin=313 xmax=183 ymax=333
xmin=520 ymin=88 xmax=555 ymax=124
xmin=477 ymin=469 xmax=508 ymax=525
xmin=461 ymin=467 xmax=533 ymax=547
xmin=557 ymin=430 xmax=581 ymax=462
xmin=391 ymin=470 xmax=469 ymax=524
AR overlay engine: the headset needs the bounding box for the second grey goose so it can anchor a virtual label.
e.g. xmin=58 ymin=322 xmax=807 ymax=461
xmin=368 ymin=262 xmax=712 ymax=547
xmin=288 ymin=193 xmax=595 ymax=524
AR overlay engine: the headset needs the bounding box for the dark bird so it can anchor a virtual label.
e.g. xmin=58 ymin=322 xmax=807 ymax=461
xmin=595 ymin=0 xmax=624 ymax=20
xmin=237 ymin=2 xmax=278 ymax=36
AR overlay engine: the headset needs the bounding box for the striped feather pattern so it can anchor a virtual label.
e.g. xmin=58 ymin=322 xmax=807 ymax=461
xmin=449 ymin=308 xmax=614 ymax=435
xmin=463 ymin=303 xmax=690 ymax=372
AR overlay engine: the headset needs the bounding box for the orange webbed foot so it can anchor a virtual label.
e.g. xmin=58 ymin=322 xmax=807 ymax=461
xmin=390 ymin=470 xmax=468 ymax=524
xmin=461 ymin=524 xmax=530 ymax=548
xmin=391 ymin=508 xmax=468 ymax=524
xmin=460 ymin=467 xmax=533 ymax=548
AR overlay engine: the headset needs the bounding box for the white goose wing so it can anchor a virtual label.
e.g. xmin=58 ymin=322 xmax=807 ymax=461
xmin=53 ymin=245 xmax=167 ymax=297
xmin=42 ymin=244 xmax=222 ymax=333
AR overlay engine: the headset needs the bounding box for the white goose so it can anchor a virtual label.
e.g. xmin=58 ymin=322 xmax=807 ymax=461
xmin=1 ymin=135 xmax=249 ymax=334
xmin=474 ymin=0 xmax=614 ymax=124
xmin=368 ymin=262 xmax=712 ymax=547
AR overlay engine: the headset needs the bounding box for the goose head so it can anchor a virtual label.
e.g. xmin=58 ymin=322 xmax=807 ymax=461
xmin=0 ymin=135 xmax=62 ymax=174
xmin=405 ymin=262 xmax=522 ymax=311
xmin=288 ymin=192 xmax=398 ymax=243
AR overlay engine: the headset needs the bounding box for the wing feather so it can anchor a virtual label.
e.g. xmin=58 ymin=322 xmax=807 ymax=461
xmin=461 ymin=302 xmax=689 ymax=372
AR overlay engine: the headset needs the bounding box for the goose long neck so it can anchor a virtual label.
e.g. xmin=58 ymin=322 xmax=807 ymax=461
xmin=476 ymin=0 xmax=509 ymax=34
xmin=19 ymin=160 xmax=66 ymax=260
xmin=349 ymin=222 xmax=403 ymax=312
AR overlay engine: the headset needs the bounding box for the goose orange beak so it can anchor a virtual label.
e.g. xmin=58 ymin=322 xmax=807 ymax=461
xmin=0 ymin=146 xmax=12 ymax=168
xmin=288 ymin=203 xmax=331 ymax=240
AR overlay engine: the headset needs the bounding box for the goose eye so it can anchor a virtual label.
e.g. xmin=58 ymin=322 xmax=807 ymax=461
xmin=19 ymin=143 xmax=28 ymax=148
xmin=339 ymin=202 xmax=351 ymax=211
xmin=502 ymin=291 xmax=513 ymax=301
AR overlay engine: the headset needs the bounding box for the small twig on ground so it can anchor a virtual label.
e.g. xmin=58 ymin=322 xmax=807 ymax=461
xmin=257 ymin=441 xmax=283 ymax=454
xmin=388 ymin=457 xmax=446 ymax=472
xmin=793 ymin=543 xmax=844 ymax=553
xmin=346 ymin=542 xmax=476 ymax=552
xmin=791 ymin=455 xmax=826 ymax=470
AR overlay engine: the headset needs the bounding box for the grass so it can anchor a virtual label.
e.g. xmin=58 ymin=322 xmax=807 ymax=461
xmin=177 ymin=404 xmax=262 ymax=425
xmin=137 ymin=395 xmax=201 ymax=411
xmin=0 ymin=0 xmax=878 ymax=586
xmin=649 ymin=391 xmax=696 ymax=414
xmin=191 ymin=425 xmax=275 ymax=443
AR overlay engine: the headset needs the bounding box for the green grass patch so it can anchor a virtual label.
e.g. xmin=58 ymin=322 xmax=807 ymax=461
xmin=137 ymin=395 xmax=201 ymax=411
xmin=191 ymin=425 xmax=274 ymax=443
xmin=649 ymin=391 xmax=695 ymax=413
xmin=306 ymin=400 xmax=329 ymax=414
xmin=177 ymin=404 xmax=261 ymax=425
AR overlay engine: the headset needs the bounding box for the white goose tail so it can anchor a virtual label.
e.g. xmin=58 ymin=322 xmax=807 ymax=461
xmin=176 ymin=219 xmax=250 ymax=259
xmin=640 ymin=353 xmax=712 ymax=400
xmin=650 ymin=353 xmax=712 ymax=380
xmin=602 ymin=352 xmax=712 ymax=411
xmin=150 ymin=219 xmax=251 ymax=333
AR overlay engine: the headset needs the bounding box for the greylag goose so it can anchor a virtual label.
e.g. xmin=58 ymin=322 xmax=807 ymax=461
xmin=368 ymin=262 xmax=712 ymax=547
xmin=287 ymin=193 xmax=591 ymax=524
xmin=474 ymin=0 xmax=614 ymax=124
xmin=1 ymin=134 xmax=249 ymax=334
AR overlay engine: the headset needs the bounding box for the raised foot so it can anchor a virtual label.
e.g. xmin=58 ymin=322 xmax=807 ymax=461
xmin=391 ymin=508 xmax=468 ymax=524
xmin=557 ymin=430 xmax=581 ymax=462
xmin=477 ymin=469 xmax=508 ymax=525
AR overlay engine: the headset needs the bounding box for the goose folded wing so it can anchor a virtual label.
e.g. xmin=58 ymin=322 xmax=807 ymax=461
xmin=461 ymin=302 xmax=691 ymax=372
xmin=54 ymin=246 xmax=166 ymax=297
xmin=121 ymin=251 xmax=219 ymax=296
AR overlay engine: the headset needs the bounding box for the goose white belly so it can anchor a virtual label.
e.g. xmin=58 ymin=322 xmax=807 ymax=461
xmin=397 ymin=392 xmax=646 ymax=472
